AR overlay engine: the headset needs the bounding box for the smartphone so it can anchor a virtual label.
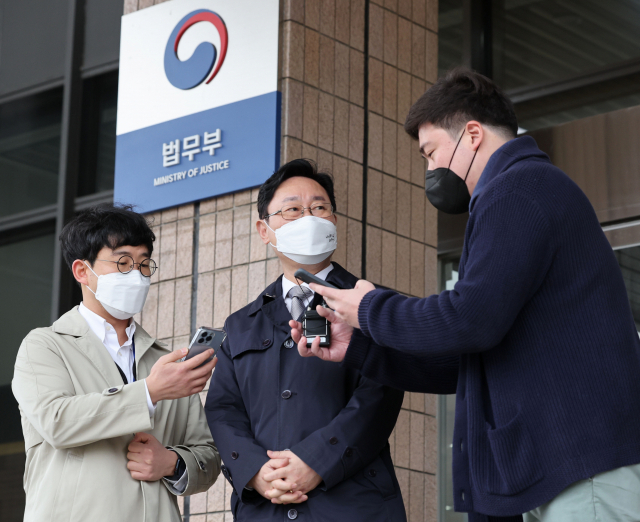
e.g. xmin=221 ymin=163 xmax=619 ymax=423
xmin=183 ymin=327 xmax=226 ymax=367
xmin=294 ymin=268 xmax=342 ymax=289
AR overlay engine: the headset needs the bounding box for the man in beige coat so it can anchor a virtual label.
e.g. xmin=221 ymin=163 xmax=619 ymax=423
xmin=12 ymin=204 xmax=221 ymax=522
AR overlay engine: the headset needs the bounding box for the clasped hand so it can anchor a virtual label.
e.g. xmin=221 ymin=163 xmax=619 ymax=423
xmin=127 ymin=432 xmax=178 ymax=481
xmin=248 ymin=450 xmax=322 ymax=504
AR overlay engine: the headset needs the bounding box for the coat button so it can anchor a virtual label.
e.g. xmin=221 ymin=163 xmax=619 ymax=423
xmin=329 ymin=437 xmax=338 ymax=445
xmin=284 ymin=339 xmax=295 ymax=349
xmin=231 ymin=451 xmax=239 ymax=460
xmin=287 ymin=508 xmax=298 ymax=519
xmin=199 ymin=461 xmax=206 ymax=471
xmin=345 ymin=448 xmax=353 ymax=457
xmin=262 ymin=339 xmax=272 ymax=347
xmin=368 ymin=469 xmax=377 ymax=477
xmin=108 ymin=388 xmax=117 ymax=393
xmin=281 ymin=390 xmax=292 ymax=399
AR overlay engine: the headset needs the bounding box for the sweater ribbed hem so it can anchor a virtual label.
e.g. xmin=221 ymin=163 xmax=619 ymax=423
xmin=342 ymin=329 xmax=372 ymax=371
xmin=469 ymin=442 xmax=640 ymax=517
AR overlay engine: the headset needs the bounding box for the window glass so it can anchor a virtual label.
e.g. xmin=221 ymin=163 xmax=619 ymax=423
xmin=0 ymin=0 xmax=67 ymax=97
xmin=78 ymin=72 xmax=118 ymax=196
xmin=439 ymin=394 xmax=467 ymax=522
xmin=439 ymin=0 xmax=464 ymax=78
xmin=493 ymin=0 xmax=640 ymax=92
xmin=83 ymin=0 xmax=122 ymax=72
xmin=0 ymin=449 xmax=25 ymax=521
xmin=438 ymin=258 xmax=467 ymax=522
xmin=515 ymin=72 xmax=640 ymax=132
xmin=0 ymin=229 xmax=55 ymax=405
xmin=0 ymin=89 xmax=63 ymax=218
xmin=0 ymin=223 xmax=54 ymax=522
xmin=614 ymin=246 xmax=640 ymax=331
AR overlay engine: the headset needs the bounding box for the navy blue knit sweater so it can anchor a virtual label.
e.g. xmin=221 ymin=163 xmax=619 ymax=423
xmin=344 ymin=136 xmax=640 ymax=518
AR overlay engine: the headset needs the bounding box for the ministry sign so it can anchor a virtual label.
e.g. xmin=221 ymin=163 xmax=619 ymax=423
xmin=115 ymin=0 xmax=280 ymax=213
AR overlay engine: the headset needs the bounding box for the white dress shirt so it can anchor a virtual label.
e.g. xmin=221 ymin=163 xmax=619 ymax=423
xmin=78 ymin=303 xmax=188 ymax=493
xmin=281 ymin=263 xmax=334 ymax=314
xmin=79 ymin=303 xmax=156 ymax=416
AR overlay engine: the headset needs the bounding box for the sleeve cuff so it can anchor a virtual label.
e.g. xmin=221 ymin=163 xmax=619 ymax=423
xmin=163 ymin=452 xmax=188 ymax=494
xmin=233 ymin=454 xmax=270 ymax=498
xmin=241 ymin=487 xmax=265 ymax=504
xmin=357 ymin=289 xmax=379 ymax=338
xmin=143 ymin=379 xmax=156 ymax=417
xmin=342 ymin=328 xmax=373 ymax=371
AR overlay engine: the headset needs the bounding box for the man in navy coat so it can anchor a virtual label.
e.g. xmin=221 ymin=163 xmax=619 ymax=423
xmin=205 ymin=159 xmax=406 ymax=522
xmin=293 ymin=69 xmax=640 ymax=522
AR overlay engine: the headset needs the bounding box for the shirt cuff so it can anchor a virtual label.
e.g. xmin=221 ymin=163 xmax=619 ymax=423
xmin=163 ymin=468 xmax=188 ymax=494
xmin=143 ymin=379 xmax=156 ymax=417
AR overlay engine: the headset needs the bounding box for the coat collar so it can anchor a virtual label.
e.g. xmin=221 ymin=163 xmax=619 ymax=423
xmin=469 ymin=135 xmax=550 ymax=213
xmin=52 ymin=307 xmax=169 ymax=385
xmin=244 ymin=262 xmax=358 ymax=336
xmin=246 ymin=262 xmax=356 ymax=316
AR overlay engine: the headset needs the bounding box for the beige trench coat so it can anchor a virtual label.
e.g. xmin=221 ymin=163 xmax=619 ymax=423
xmin=12 ymin=307 xmax=221 ymax=522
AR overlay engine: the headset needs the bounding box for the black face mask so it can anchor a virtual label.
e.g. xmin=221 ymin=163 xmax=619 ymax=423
xmin=425 ymin=129 xmax=478 ymax=214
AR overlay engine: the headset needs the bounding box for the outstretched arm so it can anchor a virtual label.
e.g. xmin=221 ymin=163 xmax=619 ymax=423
xmin=293 ymin=316 xmax=458 ymax=394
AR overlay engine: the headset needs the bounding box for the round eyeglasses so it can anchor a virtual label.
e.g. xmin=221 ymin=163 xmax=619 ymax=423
xmin=264 ymin=202 xmax=334 ymax=221
xmin=95 ymin=255 xmax=158 ymax=277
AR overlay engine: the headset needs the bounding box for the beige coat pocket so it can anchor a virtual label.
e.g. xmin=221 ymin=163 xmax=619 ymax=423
xmin=51 ymin=451 xmax=83 ymax=521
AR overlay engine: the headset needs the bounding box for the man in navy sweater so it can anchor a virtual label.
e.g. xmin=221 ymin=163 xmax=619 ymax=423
xmin=290 ymin=68 xmax=640 ymax=522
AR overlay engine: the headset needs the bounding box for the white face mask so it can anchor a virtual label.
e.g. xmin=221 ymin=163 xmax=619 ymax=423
xmin=265 ymin=216 xmax=337 ymax=265
xmin=84 ymin=262 xmax=151 ymax=320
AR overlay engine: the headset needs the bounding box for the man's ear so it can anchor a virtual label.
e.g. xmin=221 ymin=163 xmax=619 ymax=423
xmin=465 ymin=120 xmax=484 ymax=150
xmin=256 ymin=220 xmax=271 ymax=245
xmin=72 ymin=259 xmax=90 ymax=287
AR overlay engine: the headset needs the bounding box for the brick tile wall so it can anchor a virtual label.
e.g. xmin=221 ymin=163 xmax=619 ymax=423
xmin=365 ymin=3 xmax=438 ymax=516
xmin=126 ymin=0 xmax=438 ymax=519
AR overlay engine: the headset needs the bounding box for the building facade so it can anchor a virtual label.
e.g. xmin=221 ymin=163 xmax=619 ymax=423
xmin=2 ymin=0 xmax=640 ymax=521
xmin=0 ymin=0 xmax=438 ymax=520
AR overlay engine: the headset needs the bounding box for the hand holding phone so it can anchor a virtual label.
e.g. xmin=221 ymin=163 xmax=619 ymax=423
xmin=294 ymin=268 xmax=342 ymax=289
xmin=184 ymin=327 xmax=226 ymax=367
xmin=292 ymin=269 xmax=339 ymax=348
xmin=146 ymin=345 xmax=217 ymax=403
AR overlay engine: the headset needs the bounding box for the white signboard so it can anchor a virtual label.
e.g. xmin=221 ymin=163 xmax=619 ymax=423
xmin=115 ymin=0 xmax=280 ymax=212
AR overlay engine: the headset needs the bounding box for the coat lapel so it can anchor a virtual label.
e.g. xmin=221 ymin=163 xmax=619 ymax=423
xmin=259 ymin=277 xmax=293 ymax=334
xmin=262 ymin=298 xmax=295 ymax=334
xmin=51 ymin=306 xmax=168 ymax=387
xmin=75 ymin=334 xmax=123 ymax=387
xmin=247 ymin=264 xmax=357 ymax=335
xmin=133 ymin=324 xmax=169 ymax=363
xmin=52 ymin=307 xmax=123 ymax=386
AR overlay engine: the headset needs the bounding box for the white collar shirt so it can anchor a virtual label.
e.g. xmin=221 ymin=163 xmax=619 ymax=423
xmin=281 ymin=263 xmax=334 ymax=315
xmin=78 ymin=303 xmax=155 ymax=416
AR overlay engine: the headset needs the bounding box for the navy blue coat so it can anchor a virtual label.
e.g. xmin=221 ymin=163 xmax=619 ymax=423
xmin=344 ymin=137 xmax=640 ymax=521
xmin=205 ymin=263 xmax=406 ymax=522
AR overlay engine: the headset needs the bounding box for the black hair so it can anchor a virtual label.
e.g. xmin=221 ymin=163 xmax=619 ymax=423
xmin=257 ymin=159 xmax=337 ymax=219
xmin=59 ymin=203 xmax=155 ymax=270
xmin=404 ymin=67 xmax=518 ymax=139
